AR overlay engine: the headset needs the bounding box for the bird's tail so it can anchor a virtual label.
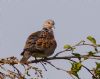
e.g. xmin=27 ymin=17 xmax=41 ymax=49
xmin=20 ymin=51 xmax=31 ymax=64
xmin=20 ymin=57 xmax=28 ymax=64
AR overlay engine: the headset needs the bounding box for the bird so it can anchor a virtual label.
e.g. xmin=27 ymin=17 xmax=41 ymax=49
xmin=20 ymin=19 xmax=57 ymax=63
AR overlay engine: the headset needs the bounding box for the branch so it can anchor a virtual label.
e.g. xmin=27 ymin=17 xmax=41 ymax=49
xmin=0 ymin=39 xmax=100 ymax=79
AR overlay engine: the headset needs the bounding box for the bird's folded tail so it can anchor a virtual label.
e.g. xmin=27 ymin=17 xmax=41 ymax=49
xmin=20 ymin=51 xmax=31 ymax=64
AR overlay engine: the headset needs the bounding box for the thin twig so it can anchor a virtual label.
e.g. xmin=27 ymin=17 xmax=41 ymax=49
xmin=40 ymin=62 xmax=47 ymax=71
xmin=63 ymin=57 xmax=98 ymax=79
xmin=54 ymin=40 xmax=85 ymax=57
xmin=82 ymin=65 xmax=98 ymax=79
xmin=12 ymin=65 xmax=22 ymax=76
xmin=54 ymin=49 xmax=71 ymax=57
xmin=54 ymin=40 xmax=99 ymax=57
xmin=46 ymin=61 xmax=67 ymax=72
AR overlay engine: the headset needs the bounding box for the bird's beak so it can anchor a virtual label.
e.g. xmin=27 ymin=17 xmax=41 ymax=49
xmin=52 ymin=25 xmax=55 ymax=29
xmin=52 ymin=22 xmax=55 ymax=29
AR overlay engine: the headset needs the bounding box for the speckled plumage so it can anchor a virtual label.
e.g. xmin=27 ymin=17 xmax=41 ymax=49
xmin=20 ymin=19 xmax=57 ymax=63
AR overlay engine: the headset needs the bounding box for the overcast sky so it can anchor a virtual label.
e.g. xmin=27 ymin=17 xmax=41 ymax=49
xmin=0 ymin=0 xmax=100 ymax=79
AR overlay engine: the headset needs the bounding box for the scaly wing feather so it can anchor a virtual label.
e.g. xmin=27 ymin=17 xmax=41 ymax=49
xmin=21 ymin=31 xmax=41 ymax=55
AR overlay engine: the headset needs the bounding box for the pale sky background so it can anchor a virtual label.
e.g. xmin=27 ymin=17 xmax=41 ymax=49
xmin=0 ymin=0 xmax=100 ymax=79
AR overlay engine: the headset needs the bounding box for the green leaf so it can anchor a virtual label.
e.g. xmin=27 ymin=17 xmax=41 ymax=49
xmin=70 ymin=62 xmax=82 ymax=79
xmin=97 ymin=44 xmax=100 ymax=47
xmin=84 ymin=51 xmax=95 ymax=60
xmin=76 ymin=63 xmax=82 ymax=71
xmin=95 ymin=70 xmax=100 ymax=75
xmin=88 ymin=51 xmax=94 ymax=56
xmin=72 ymin=53 xmax=80 ymax=57
xmin=71 ymin=72 xmax=79 ymax=79
xmin=94 ymin=47 xmax=98 ymax=52
xmin=84 ymin=56 xmax=88 ymax=60
xmin=96 ymin=62 xmax=100 ymax=69
xmin=71 ymin=62 xmax=82 ymax=72
xmin=64 ymin=44 xmax=72 ymax=49
xmin=87 ymin=36 xmax=96 ymax=45
xmin=94 ymin=63 xmax=100 ymax=78
xmin=72 ymin=53 xmax=81 ymax=60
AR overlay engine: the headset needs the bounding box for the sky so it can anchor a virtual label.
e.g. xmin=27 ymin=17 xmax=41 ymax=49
xmin=0 ymin=0 xmax=100 ymax=79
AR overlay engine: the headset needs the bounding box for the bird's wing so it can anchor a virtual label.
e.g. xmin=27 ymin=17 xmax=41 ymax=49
xmin=21 ymin=31 xmax=41 ymax=55
xmin=44 ymin=38 xmax=57 ymax=56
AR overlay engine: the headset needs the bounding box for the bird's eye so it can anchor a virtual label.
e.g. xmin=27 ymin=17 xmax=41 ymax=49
xmin=48 ymin=22 xmax=51 ymax=24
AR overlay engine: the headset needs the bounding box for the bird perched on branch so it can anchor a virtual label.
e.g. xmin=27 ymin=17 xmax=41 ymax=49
xmin=20 ymin=19 xmax=57 ymax=63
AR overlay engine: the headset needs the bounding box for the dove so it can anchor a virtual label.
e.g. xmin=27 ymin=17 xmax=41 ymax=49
xmin=20 ymin=19 xmax=57 ymax=63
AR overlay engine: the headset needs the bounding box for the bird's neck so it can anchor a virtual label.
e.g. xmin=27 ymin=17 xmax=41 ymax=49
xmin=42 ymin=27 xmax=53 ymax=34
xmin=42 ymin=27 xmax=52 ymax=31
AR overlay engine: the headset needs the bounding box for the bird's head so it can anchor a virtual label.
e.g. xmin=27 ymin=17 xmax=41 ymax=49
xmin=43 ymin=19 xmax=55 ymax=29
